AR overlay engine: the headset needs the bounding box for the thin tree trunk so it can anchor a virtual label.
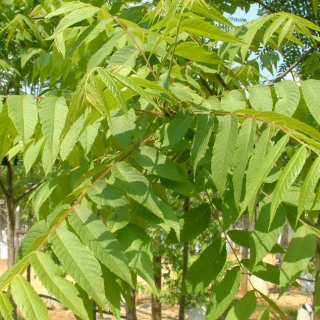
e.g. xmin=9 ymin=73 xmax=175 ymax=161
xmin=240 ymin=214 xmax=249 ymax=295
xmin=151 ymin=284 xmax=161 ymax=320
xmin=5 ymin=161 xmax=16 ymax=268
xmin=152 ymin=231 xmax=162 ymax=320
xmin=14 ymin=206 xmax=20 ymax=262
xmin=125 ymin=288 xmax=137 ymax=320
xmin=0 ymin=164 xmax=44 ymax=268
xmin=279 ymin=221 xmax=289 ymax=263
xmin=178 ymin=241 xmax=189 ymax=320
xmin=1 ymin=161 xmax=17 ymax=319
xmin=178 ymin=198 xmax=190 ymax=320
xmin=314 ymin=216 xmax=320 ymax=319
xmin=92 ymin=302 xmax=96 ymax=320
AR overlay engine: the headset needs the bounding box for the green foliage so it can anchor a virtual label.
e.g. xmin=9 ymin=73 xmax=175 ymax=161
xmin=211 ymin=115 xmax=238 ymax=196
xmin=206 ymin=267 xmax=242 ymax=319
xmin=270 ymin=145 xmax=308 ymax=222
xmin=69 ymin=206 xmax=133 ymax=286
xmin=180 ymin=204 xmax=211 ymax=242
xmin=226 ymin=291 xmax=257 ymax=320
xmin=184 ymin=237 xmax=226 ymax=294
xmin=30 ymin=252 xmax=91 ymax=320
xmin=242 ymin=134 xmax=289 ymax=218
xmin=11 ymin=275 xmax=48 ymax=320
xmin=0 ymin=292 xmax=14 ymax=320
xmin=49 ymin=229 xmax=108 ymax=307
xmin=1 ymin=0 xmax=320 ymax=319
xmin=190 ymin=114 xmax=214 ymax=175
xmin=116 ymin=224 xmax=156 ymax=293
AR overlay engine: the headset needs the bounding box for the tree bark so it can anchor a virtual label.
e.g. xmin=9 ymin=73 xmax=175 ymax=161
xmin=178 ymin=241 xmax=189 ymax=320
xmin=125 ymin=288 xmax=137 ymax=320
xmin=240 ymin=214 xmax=249 ymax=295
xmin=280 ymin=221 xmax=289 ymax=261
xmin=14 ymin=205 xmax=20 ymax=262
xmin=151 ymin=288 xmax=161 ymax=320
xmin=178 ymin=198 xmax=190 ymax=320
xmin=0 ymin=163 xmax=45 ymax=268
xmin=1 ymin=162 xmax=17 ymax=319
xmin=152 ymin=232 xmax=162 ymax=320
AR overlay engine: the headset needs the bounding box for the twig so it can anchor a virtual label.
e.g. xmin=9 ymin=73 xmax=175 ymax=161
xmin=0 ymin=178 xmax=9 ymax=199
xmin=215 ymin=73 xmax=230 ymax=91
xmin=13 ymin=180 xmax=47 ymax=204
xmin=31 ymin=16 xmax=45 ymax=20
xmin=133 ymin=108 xmax=164 ymax=117
xmin=273 ymin=46 xmax=317 ymax=82
xmin=253 ymin=0 xmax=277 ymax=13
xmin=200 ymin=78 xmax=214 ymax=96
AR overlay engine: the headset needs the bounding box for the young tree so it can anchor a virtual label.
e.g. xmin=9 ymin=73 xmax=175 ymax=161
xmin=1 ymin=1 xmax=320 ymax=319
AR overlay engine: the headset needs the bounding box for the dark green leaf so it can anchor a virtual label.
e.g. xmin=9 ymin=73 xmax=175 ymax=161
xmin=133 ymin=145 xmax=182 ymax=181
xmin=185 ymin=238 xmax=226 ymax=293
xmin=116 ymin=224 xmax=157 ymax=293
xmin=111 ymin=163 xmax=180 ymax=237
xmin=190 ymin=114 xmax=214 ymax=175
xmin=226 ymin=291 xmax=256 ymax=320
xmin=161 ymin=112 xmax=193 ymax=152
xmin=206 ymin=267 xmax=241 ymax=319
xmin=228 ymin=229 xmax=251 ymax=248
xmin=180 ymin=204 xmax=211 ymax=242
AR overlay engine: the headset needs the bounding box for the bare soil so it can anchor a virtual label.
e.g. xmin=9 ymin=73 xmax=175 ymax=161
xmin=0 ymin=254 xmax=313 ymax=319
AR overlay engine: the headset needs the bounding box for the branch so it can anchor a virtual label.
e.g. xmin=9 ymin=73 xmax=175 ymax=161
xmin=252 ymin=0 xmax=277 ymax=13
xmin=0 ymin=178 xmax=9 ymax=199
xmin=215 ymin=74 xmax=230 ymax=91
xmin=31 ymin=16 xmax=45 ymax=20
xmin=14 ymin=180 xmax=47 ymax=204
xmin=273 ymin=46 xmax=317 ymax=82
xmin=200 ymin=78 xmax=214 ymax=96
xmin=133 ymin=108 xmax=164 ymax=117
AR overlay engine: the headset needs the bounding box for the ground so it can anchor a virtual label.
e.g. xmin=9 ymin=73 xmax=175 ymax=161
xmin=0 ymin=255 xmax=314 ymax=319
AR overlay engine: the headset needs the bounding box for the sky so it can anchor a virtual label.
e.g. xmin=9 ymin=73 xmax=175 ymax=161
xmin=232 ymin=3 xmax=260 ymax=24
